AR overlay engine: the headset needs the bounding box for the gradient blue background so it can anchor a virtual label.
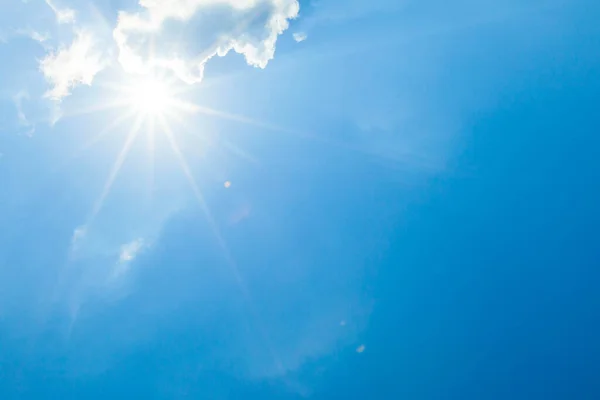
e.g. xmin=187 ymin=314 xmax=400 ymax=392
xmin=1 ymin=0 xmax=600 ymax=398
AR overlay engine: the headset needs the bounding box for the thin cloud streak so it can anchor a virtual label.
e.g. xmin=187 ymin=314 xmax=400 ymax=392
xmin=87 ymin=116 xmax=143 ymax=227
xmin=44 ymin=0 xmax=76 ymax=24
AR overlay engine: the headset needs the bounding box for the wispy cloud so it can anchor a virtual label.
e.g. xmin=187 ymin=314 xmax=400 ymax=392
xmin=293 ymin=32 xmax=307 ymax=42
xmin=71 ymin=225 xmax=86 ymax=248
xmin=113 ymin=0 xmax=300 ymax=84
xmin=45 ymin=0 xmax=76 ymax=24
xmin=112 ymin=238 xmax=145 ymax=278
xmin=15 ymin=28 xmax=50 ymax=43
xmin=39 ymin=31 xmax=105 ymax=100
xmin=118 ymin=238 xmax=145 ymax=264
xmin=13 ymin=91 xmax=35 ymax=136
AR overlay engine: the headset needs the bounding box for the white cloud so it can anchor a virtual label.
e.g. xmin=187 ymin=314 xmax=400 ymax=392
xmin=40 ymin=31 xmax=105 ymax=100
xmin=112 ymin=238 xmax=145 ymax=279
xmin=29 ymin=30 xmax=50 ymax=43
xmin=293 ymin=31 xmax=307 ymax=42
xmin=45 ymin=0 xmax=76 ymax=24
xmin=15 ymin=29 xmax=50 ymax=43
xmin=119 ymin=238 xmax=145 ymax=264
xmin=113 ymin=0 xmax=300 ymax=84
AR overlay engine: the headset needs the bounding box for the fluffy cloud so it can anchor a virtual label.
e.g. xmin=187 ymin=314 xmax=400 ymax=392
xmin=113 ymin=0 xmax=300 ymax=83
xmin=36 ymin=0 xmax=299 ymax=101
xmin=39 ymin=31 xmax=104 ymax=100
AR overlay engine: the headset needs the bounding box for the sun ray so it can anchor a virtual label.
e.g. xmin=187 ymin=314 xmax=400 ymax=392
xmin=165 ymin=98 xmax=323 ymax=150
xmin=145 ymin=116 xmax=156 ymax=210
xmin=161 ymin=107 xmax=202 ymax=133
xmin=169 ymin=99 xmax=350 ymax=153
xmin=178 ymin=99 xmax=436 ymax=170
xmin=158 ymin=115 xmax=285 ymax=373
xmin=158 ymin=116 xmax=263 ymax=329
xmin=158 ymin=115 xmax=254 ymax=318
xmin=165 ymin=110 xmax=257 ymax=167
xmin=77 ymin=110 xmax=137 ymax=156
xmin=162 ymin=108 xmax=214 ymax=149
xmin=220 ymin=138 xmax=259 ymax=165
xmin=172 ymin=100 xmax=289 ymax=133
xmin=47 ymin=110 xmax=136 ymax=179
xmin=60 ymin=98 xmax=131 ymax=119
xmin=168 ymin=96 xmax=435 ymax=170
xmin=87 ymin=115 xmax=143 ymax=225
xmin=157 ymin=116 xmax=220 ymax=245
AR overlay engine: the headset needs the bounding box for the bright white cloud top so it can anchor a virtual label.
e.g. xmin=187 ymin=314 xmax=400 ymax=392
xmin=36 ymin=0 xmax=299 ymax=100
xmin=113 ymin=0 xmax=300 ymax=84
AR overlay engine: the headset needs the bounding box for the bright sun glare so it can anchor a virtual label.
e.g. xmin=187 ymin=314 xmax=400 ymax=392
xmin=77 ymin=71 xmax=274 ymax=236
xmin=126 ymin=77 xmax=172 ymax=115
xmin=68 ymin=71 xmax=292 ymax=367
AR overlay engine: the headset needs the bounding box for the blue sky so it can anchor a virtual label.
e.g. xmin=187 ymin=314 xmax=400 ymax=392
xmin=1 ymin=0 xmax=600 ymax=398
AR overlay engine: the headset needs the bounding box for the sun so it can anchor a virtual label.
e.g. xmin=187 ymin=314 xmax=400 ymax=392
xmin=70 ymin=70 xmax=292 ymax=336
xmin=124 ymin=76 xmax=174 ymax=116
xmin=75 ymin=70 xmax=270 ymax=234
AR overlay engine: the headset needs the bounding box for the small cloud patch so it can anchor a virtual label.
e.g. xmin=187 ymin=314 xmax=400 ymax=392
xmin=69 ymin=225 xmax=87 ymax=253
xmin=15 ymin=29 xmax=50 ymax=43
xmin=45 ymin=0 xmax=76 ymax=24
xmin=111 ymin=238 xmax=146 ymax=279
xmin=119 ymin=238 xmax=145 ymax=264
xmin=293 ymin=32 xmax=307 ymax=43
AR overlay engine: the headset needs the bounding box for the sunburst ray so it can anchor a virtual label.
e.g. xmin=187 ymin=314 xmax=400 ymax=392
xmin=158 ymin=115 xmax=285 ymax=373
xmin=87 ymin=115 xmax=143 ymax=225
